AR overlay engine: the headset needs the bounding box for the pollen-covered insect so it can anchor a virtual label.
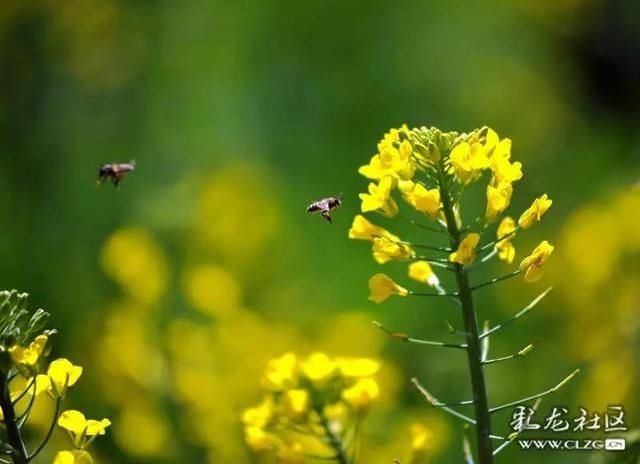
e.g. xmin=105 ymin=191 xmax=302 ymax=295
xmin=306 ymin=194 xmax=342 ymax=223
xmin=97 ymin=161 xmax=135 ymax=188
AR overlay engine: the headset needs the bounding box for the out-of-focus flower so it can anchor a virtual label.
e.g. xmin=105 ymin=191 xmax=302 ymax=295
xmin=300 ymin=353 xmax=337 ymax=384
xmin=485 ymin=181 xmax=513 ymax=222
xmin=8 ymin=335 xmax=48 ymax=368
xmin=449 ymin=233 xmax=480 ymax=265
xmin=408 ymin=261 xmax=439 ymax=286
xmin=342 ymin=378 xmax=379 ymax=410
xmin=52 ymin=450 xmax=94 ymax=464
xmin=283 ymin=389 xmax=309 ymax=419
xmin=520 ymin=241 xmax=554 ymax=282
xmin=372 ymin=236 xmax=415 ymax=264
xmin=495 ymin=217 xmax=517 ymax=263
xmin=113 ymin=401 xmax=170 ymax=457
xmin=244 ymin=426 xmax=274 ymax=451
xmin=368 ymin=273 xmax=409 ymax=303
xmin=410 ymin=422 xmax=433 ymax=459
xmin=336 ymin=358 xmax=380 ymax=378
xmin=262 ymin=353 xmax=298 ymax=391
xmin=183 ymin=265 xmax=241 ymax=318
xmin=360 ymin=176 xmax=399 ymax=217
xmin=518 ymin=194 xmax=553 ymax=229
xmin=58 ymin=410 xmax=111 ymax=449
xmin=35 ymin=358 xmax=82 ymax=399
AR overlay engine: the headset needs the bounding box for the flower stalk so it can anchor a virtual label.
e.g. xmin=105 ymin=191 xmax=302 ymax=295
xmin=0 ymin=374 xmax=28 ymax=464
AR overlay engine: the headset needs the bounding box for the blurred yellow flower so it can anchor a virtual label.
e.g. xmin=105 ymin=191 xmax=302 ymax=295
xmin=101 ymin=228 xmax=168 ymax=305
xmin=485 ymin=181 xmax=513 ymax=222
xmin=520 ymin=240 xmax=554 ymax=282
xmin=410 ymin=422 xmax=432 ymax=457
xmin=300 ymin=353 xmax=336 ymax=384
xmin=449 ymin=141 xmax=489 ymax=183
xmin=284 ymin=389 xmax=309 ymax=419
xmin=360 ymin=176 xmax=399 ymax=217
xmin=114 ymin=401 xmax=170 ymax=457
xmin=368 ymin=273 xmax=408 ymax=303
xmin=58 ymin=410 xmax=111 ymax=449
xmin=9 ymin=334 xmax=48 ymax=368
xmin=35 ymin=358 xmax=82 ymax=399
xmin=495 ymin=216 xmax=516 ymax=263
xmin=342 ymin=378 xmax=379 ymax=410
xmin=277 ymin=442 xmax=305 ymax=464
xmin=336 ymin=358 xmax=380 ymax=378
xmin=519 ymin=194 xmax=553 ymax=229
xmin=400 ymin=181 xmax=441 ymax=217
xmin=242 ymin=397 xmax=274 ymax=428
xmin=348 ymin=215 xmax=387 ymax=241
xmin=244 ymin=426 xmax=274 ymax=451
xmin=372 ymin=236 xmax=414 ymax=264
xmin=262 ymin=353 xmax=298 ymax=391
xmin=408 ymin=261 xmax=439 ymax=286
xmin=449 ymin=233 xmax=480 ymax=265
xmin=52 ymin=450 xmax=94 ymax=464
xmin=183 ymin=264 xmax=241 ymax=318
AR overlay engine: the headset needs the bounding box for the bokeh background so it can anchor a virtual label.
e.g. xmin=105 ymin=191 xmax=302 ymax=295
xmin=1 ymin=0 xmax=639 ymax=463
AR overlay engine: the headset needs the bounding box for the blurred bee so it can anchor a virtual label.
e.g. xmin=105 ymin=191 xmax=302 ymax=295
xmin=306 ymin=194 xmax=342 ymax=223
xmin=97 ymin=161 xmax=135 ymax=188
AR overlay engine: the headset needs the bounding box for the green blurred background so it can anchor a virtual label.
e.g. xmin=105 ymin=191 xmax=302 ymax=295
xmin=1 ymin=0 xmax=639 ymax=463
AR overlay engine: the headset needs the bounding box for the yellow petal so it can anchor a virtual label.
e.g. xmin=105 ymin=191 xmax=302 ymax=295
xmin=58 ymin=410 xmax=88 ymax=435
xmin=368 ymin=273 xmax=408 ymax=303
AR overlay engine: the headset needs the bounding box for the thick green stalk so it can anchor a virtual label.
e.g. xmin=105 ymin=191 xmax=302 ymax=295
xmin=0 ymin=374 xmax=28 ymax=464
xmin=438 ymin=169 xmax=494 ymax=464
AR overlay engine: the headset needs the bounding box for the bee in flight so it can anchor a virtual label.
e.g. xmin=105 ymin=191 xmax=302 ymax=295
xmin=306 ymin=194 xmax=342 ymax=223
xmin=97 ymin=161 xmax=135 ymax=188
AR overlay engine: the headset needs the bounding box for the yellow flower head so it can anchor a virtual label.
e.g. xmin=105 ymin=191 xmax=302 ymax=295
xmin=449 ymin=141 xmax=489 ymax=183
xmin=58 ymin=410 xmax=111 ymax=449
xmin=342 ymin=378 xmax=379 ymax=410
xmin=518 ymin=194 xmax=553 ymax=229
xmin=336 ymin=358 xmax=380 ymax=378
xmin=399 ymin=181 xmax=441 ymax=217
xmin=449 ymin=233 xmax=480 ymax=265
xmin=359 ymin=176 xmax=399 ymax=217
xmin=244 ymin=426 xmax=275 ymax=451
xmin=359 ymin=126 xmax=415 ymax=181
xmin=283 ymin=389 xmax=309 ymax=419
xmin=408 ymin=261 xmax=439 ymax=287
xmin=38 ymin=358 xmax=82 ymax=399
xmin=242 ymin=397 xmax=274 ymax=428
xmin=368 ymin=273 xmax=409 ymax=303
xmin=495 ymin=217 xmax=517 ymax=263
xmin=300 ymin=353 xmax=337 ymax=384
xmin=9 ymin=334 xmax=48 ymax=368
xmin=372 ymin=236 xmax=415 ymax=264
xmin=52 ymin=450 xmax=94 ymax=464
xmin=348 ymin=215 xmax=387 ymax=242
xmin=485 ymin=181 xmax=513 ymax=222
xmin=491 ymin=157 xmax=523 ymax=184
xmin=520 ymin=240 xmax=554 ymax=282
xmin=262 ymin=353 xmax=298 ymax=391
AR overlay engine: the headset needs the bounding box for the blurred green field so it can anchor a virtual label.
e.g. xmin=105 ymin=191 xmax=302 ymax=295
xmin=0 ymin=0 xmax=638 ymax=463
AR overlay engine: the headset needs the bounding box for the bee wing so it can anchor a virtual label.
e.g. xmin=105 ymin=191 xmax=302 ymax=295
xmin=307 ymin=199 xmax=329 ymax=213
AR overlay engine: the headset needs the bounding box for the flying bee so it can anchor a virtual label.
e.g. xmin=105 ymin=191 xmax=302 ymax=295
xmin=306 ymin=194 xmax=342 ymax=223
xmin=97 ymin=161 xmax=135 ymax=188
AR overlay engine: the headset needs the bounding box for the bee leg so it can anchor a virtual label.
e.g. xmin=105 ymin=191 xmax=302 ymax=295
xmin=112 ymin=175 xmax=122 ymax=189
xmin=321 ymin=212 xmax=333 ymax=223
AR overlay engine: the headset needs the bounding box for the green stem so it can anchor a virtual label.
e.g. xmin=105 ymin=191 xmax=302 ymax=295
xmin=317 ymin=410 xmax=349 ymax=464
xmin=0 ymin=374 xmax=28 ymax=464
xmin=438 ymin=167 xmax=494 ymax=464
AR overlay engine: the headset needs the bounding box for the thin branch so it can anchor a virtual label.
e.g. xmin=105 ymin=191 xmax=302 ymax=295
xmin=493 ymin=400 xmax=542 ymax=456
xmin=482 ymin=343 xmax=535 ymax=366
xmin=489 ymin=369 xmax=580 ymax=414
xmin=480 ymin=288 xmax=552 ymax=339
xmin=411 ymin=378 xmax=476 ymax=425
xmin=409 ymin=290 xmax=460 ymax=297
xmin=463 ymin=431 xmax=475 ymax=464
xmin=374 ymin=321 xmax=467 ymax=349
xmin=480 ymin=320 xmax=490 ymax=362
xmin=397 ymin=214 xmax=446 ymax=234
xmin=470 ymin=270 xmax=521 ymax=291
xmin=27 ymin=397 xmax=61 ymax=462
xmin=469 ymin=248 xmax=498 ymax=269
xmin=479 ymin=227 xmax=519 ymax=252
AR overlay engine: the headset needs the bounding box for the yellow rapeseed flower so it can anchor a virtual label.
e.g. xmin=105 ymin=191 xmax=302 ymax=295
xmin=368 ymin=274 xmax=409 ymax=303
xmin=372 ymin=236 xmax=415 ymax=264
xmin=359 ymin=126 xmax=415 ymax=181
xmin=484 ymin=128 xmax=512 ymax=160
xmin=52 ymin=450 xmax=94 ymax=464
xmin=410 ymin=423 xmax=432 ymax=457
xmin=336 ymin=358 xmax=380 ymax=378
xmin=495 ymin=217 xmax=516 ymax=263
xmin=244 ymin=426 xmax=274 ymax=451
xmin=359 ymin=176 xmax=399 ymax=217
xmin=36 ymin=358 xmax=83 ymax=399
xmin=300 ymin=353 xmax=336 ymax=384
xmin=518 ymin=194 xmax=553 ymax=229
xmin=8 ymin=334 xmax=48 ymax=368
xmin=449 ymin=233 xmax=480 ymax=265
xmin=242 ymin=397 xmax=274 ymax=428
xmin=183 ymin=265 xmax=241 ymax=318
xmin=262 ymin=353 xmax=298 ymax=391
xmin=342 ymin=378 xmax=379 ymax=410
xmin=283 ymin=389 xmax=309 ymax=419
xmin=520 ymin=241 xmax=554 ymax=282
xmin=399 ymin=181 xmax=441 ymax=217
xmin=485 ymin=181 xmax=513 ymax=222
xmin=348 ymin=215 xmax=387 ymax=241
xmin=449 ymin=141 xmax=489 ymax=183
xmin=58 ymin=410 xmax=111 ymax=449
xmin=277 ymin=442 xmax=305 ymax=464
xmin=408 ymin=261 xmax=439 ymax=287
xmin=491 ymin=157 xmax=523 ymax=184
